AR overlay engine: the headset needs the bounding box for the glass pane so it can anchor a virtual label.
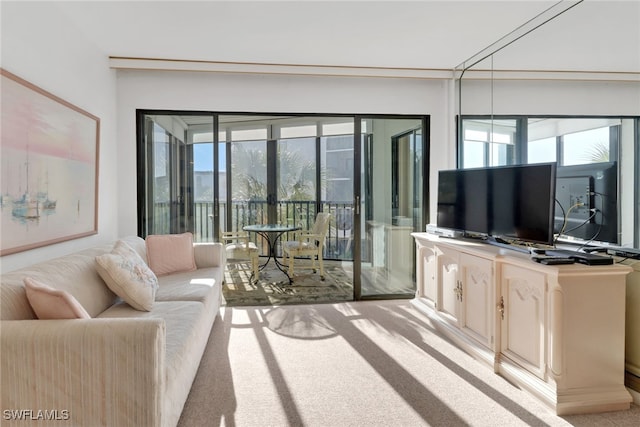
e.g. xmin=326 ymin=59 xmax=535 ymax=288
xmin=193 ymin=142 xmax=214 ymax=242
xmin=143 ymin=115 xmax=207 ymax=238
xmin=230 ymin=140 xmax=267 ymax=234
xmin=218 ymin=141 xmax=227 ymax=235
xmin=492 ymin=132 xmax=511 ymax=144
xmin=490 ymin=142 xmax=508 ymax=166
xmin=462 ymin=119 xmax=516 ymax=168
xmin=322 ymin=121 xmax=354 ymax=136
xmin=152 ymin=122 xmax=170 ymax=235
xmin=322 ymin=134 xmax=354 ymax=260
xmin=278 ymin=137 xmax=316 ymax=230
xmin=463 ymin=140 xmax=485 ymax=168
xmin=528 ymin=137 xmax=556 ymax=164
xmin=361 ymin=118 xmax=423 ymax=297
xmin=279 ymin=125 xmax=317 ymax=139
xmin=465 ymin=129 xmax=487 ymax=142
xmin=231 ymin=128 xmax=267 ymax=142
xmin=563 ymin=127 xmax=610 ymax=166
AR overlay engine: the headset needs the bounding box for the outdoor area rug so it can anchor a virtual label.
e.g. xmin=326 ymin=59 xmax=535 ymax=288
xmin=222 ymin=259 xmax=353 ymax=306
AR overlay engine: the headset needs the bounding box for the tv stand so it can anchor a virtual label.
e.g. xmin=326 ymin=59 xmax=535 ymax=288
xmin=412 ymin=232 xmax=633 ymax=415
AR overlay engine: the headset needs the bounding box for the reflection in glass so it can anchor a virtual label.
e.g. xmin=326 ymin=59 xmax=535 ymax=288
xmin=278 ymin=137 xmax=316 ymax=229
xmin=361 ymin=118 xmax=423 ymax=297
xmin=563 ymin=127 xmax=610 ymax=166
xmin=528 ymin=137 xmax=556 ymax=164
xmin=231 ymin=140 xmax=267 ymax=231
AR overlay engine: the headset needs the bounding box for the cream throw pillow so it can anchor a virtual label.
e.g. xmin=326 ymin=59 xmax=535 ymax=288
xmin=24 ymin=277 xmax=91 ymax=319
xmin=145 ymin=232 xmax=197 ymax=276
xmin=95 ymin=240 xmax=158 ymax=311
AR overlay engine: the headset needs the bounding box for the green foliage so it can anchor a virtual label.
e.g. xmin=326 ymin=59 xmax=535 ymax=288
xmin=231 ymin=144 xmax=267 ymax=200
xmin=277 ymin=149 xmax=315 ymax=201
xmin=231 ymin=143 xmax=321 ymax=202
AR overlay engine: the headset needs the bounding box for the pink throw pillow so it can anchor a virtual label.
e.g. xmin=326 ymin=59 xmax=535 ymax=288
xmin=24 ymin=277 xmax=91 ymax=319
xmin=145 ymin=232 xmax=197 ymax=277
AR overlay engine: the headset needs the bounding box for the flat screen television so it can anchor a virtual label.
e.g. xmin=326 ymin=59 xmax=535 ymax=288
xmin=437 ymin=163 xmax=557 ymax=246
xmin=554 ymin=161 xmax=618 ymax=245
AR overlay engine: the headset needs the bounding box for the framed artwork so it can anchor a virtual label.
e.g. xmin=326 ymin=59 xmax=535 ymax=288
xmin=1 ymin=69 xmax=100 ymax=256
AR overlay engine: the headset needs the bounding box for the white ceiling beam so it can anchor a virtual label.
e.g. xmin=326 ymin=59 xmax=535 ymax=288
xmin=110 ymin=57 xmax=640 ymax=82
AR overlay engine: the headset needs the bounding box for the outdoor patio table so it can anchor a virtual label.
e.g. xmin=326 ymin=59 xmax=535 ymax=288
xmin=243 ymin=224 xmax=300 ymax=284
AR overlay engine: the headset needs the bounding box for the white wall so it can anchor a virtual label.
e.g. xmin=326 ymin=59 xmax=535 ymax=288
xmin=116 ymin=70 xmax=453 ymax=237
xmin=460 ymin=79 xmax=640 ymax=116
xmin=0 ymin=2 xmax=118 ymax=272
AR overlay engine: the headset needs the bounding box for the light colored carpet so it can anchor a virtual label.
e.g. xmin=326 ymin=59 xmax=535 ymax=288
xmin=178 ymin=300 xmax=639 ymax=427
xmin=223 ymin=259 xmax=353 ymax=306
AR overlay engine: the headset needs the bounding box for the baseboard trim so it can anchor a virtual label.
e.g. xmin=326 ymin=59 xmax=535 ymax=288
xmin=625 ymin=371 xmax=640 ymax=403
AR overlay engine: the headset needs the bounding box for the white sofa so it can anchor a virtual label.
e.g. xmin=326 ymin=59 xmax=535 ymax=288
xmin=0 ymin=236 xmax=225 ymax=427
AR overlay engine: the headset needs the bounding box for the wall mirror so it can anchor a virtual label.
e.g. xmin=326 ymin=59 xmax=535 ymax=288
xmin=454 ymin=0 xmax=639 ymax=249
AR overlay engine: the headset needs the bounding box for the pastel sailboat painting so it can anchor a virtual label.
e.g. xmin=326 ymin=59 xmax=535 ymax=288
xmin=11 ymin=151 xmax=41 ymax=220
xmin=37 ymin=170 xmax=57 ymax=212
xmin=1 ymin=69 xmax=98 ymax=256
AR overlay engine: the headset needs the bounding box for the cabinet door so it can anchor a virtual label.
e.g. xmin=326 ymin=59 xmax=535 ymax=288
xmin=418 ymin=243 xmax=438 ymax=303
xmin=500 ymin=264 xmax=547 ymax=379
xmin=459 ymin=253 xmax=494 ymax=349
xmin=437 ymin=246 xmax=460 ymax=323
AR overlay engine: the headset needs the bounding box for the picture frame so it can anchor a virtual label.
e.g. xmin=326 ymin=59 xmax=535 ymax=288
xmin=1 ymin=69 xmax=100 ymax=256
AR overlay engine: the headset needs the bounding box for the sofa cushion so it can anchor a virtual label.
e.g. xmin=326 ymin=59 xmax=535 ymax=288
xmin=119 ymin=235 xmax=148 ymax=264
xmin=23 ymin=277 xmax=91 ymax=319
xmin=95 ymin=240 xmax=158 ymax=311
xmin=1 ymin=245 xmax=118 ymax=320
xmin=146 ymin=233 xmax=197 ymax=277
xmin=155 ymin=267 xmax=223 ymax=310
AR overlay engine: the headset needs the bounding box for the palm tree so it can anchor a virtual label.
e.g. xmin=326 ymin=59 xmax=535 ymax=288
xmin=582 ymin=141 xmax=609 ymax=163
xmin=231 ymin=143 xmax=322 ymax=202
xmin=277 ymin=149 xmax=316 ymax=201
xmin=230 ymin=142 xmax=326 ymax=228
xmin=231 ymin=144 xmax=267 ymax=201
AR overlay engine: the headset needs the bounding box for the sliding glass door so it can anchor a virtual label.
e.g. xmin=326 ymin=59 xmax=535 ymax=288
xmin=222 ymin=116 xmax=320 ymax=256
xmin=138 ymin=112 xmax=429 ymax=301
xmin=357 ymin=117 xmax=427 ymax=298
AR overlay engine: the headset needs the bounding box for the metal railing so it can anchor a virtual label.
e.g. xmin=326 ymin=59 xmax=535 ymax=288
xmin=153 ymin=200 xmax=354 ymax=260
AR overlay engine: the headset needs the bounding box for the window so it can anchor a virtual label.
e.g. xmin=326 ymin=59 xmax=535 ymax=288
xmin=461 ymin=119 xmax=516 ymax=167
xmin=528 ymin=137 xmax=556 ymax=164
xmin=562 ymin=127 xmax=610 ymax=166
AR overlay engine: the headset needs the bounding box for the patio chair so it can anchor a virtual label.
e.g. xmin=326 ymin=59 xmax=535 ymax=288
xmin=282 ymin=212 xmax=332 ymax=280
xmin=222 ymin=231 xmax=260 ymax=282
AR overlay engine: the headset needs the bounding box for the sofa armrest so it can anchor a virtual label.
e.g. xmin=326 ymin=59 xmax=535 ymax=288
xmin=1 ymin=318 xmax=165 ymax=427
xmin=193 ymin=242 xmax=225 ymax=268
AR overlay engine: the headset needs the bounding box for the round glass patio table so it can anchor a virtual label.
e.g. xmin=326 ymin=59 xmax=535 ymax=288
xmin=243 ymin=224 xmax=301 ymax=284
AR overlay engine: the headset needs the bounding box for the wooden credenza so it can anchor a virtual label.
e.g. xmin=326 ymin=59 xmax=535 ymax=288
xmin=412 ymin=232 xmax=633 ymax=415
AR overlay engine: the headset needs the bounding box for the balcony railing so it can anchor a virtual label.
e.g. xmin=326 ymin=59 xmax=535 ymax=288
xmin=153 ymin=200 xmax=354 ymax=260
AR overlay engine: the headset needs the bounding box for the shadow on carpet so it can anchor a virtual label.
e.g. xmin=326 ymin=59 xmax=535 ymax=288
xmin=223 ymin=260 xmax=353 ymax=306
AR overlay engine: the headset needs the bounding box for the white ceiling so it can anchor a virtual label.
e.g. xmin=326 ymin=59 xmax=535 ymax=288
xmin=52 ymin=0 xmax=639 ymax=72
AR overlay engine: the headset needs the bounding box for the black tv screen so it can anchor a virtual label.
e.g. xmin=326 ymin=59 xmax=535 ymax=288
xmin=437 ymin=163 xmax=557 ymax=245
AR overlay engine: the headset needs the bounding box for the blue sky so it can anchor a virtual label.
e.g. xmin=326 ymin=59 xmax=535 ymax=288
xmin=193 ymin=144 xmax=225 ymax=171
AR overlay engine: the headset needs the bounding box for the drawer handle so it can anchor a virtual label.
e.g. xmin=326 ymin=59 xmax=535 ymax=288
xmin=498 ymin=296 xmax=505 ymax=320
xmin=454 ymin=280 xmax=463 ymax=301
